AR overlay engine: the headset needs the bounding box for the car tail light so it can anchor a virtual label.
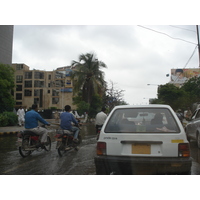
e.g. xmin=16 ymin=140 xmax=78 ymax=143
xmin=178 ymin=143 xmax=190 ymax=157
xmin=97 ymin=142 xmax=106 ymax=155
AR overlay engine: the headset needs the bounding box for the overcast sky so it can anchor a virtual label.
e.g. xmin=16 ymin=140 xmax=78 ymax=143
xmin=12 ymin=25 xmax=199 ymax=105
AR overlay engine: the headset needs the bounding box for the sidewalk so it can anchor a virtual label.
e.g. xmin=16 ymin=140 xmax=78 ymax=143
xmin=0 ymin=119 xmax=58 ymax=136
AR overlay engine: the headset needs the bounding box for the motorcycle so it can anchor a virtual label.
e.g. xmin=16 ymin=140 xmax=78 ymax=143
xmin=55 ymin=125 xmax=82 ymax=157
xmin=96 ymin=125 xmax=102 ymax=140
xmin=17 ymin=125 xmax=51 ymax=158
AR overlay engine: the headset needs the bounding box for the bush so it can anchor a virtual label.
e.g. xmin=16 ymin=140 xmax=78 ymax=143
xmin=0 ymin=114 xmax=8 ymax=127
xmin=0 ymin=112 xmax=18 ymax=127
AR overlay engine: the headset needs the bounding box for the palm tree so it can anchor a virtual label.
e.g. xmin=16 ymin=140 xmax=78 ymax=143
xmin=70 ymin=53 xmax=107 ymax=104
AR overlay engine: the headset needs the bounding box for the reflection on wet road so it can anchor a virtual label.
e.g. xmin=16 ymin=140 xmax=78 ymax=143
xmin=189 ymin=140 xmax=200 ymax=175
xmin=1 ymin=124 xmax=200 ymax=175
xmin=0 ymin=124 xmax=97 ymax=175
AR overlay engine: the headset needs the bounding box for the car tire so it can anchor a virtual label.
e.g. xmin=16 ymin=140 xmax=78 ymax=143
xmin=95 ymin=166 xmax=108 ymax=175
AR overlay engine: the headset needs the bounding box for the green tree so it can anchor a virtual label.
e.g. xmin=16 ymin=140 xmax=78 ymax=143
xmin=89 ymin=94 xmax=103 ymax=118
xmin=70 ymin=53 xmax=107 ymax=104
xmin=157 ymin=83 xmax=185 ymax=111
xmin=73 ymin=94 xmax=90 ymax=116
xmin=181 ymin=76 xmax=200 ymax=105
xmin=0 ymin=64 xmax=15 ymax=113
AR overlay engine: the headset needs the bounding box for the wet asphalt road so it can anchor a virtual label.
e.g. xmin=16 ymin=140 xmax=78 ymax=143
xmin=0 ymin=124 xmax=97 ymax=175
xmin=1 ymin=123 xmax=200 ymax=175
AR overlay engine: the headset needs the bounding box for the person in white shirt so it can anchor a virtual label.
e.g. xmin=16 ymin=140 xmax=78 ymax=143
xmin=17 ymin=106 xmax=25 ymax=126
xmin=95 ymin=107 xmax=107 ymax=134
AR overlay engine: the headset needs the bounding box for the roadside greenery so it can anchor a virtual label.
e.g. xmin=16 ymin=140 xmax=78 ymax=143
xmin=0 ymin=111 xmax=18 ymax=127
xmin=151 ymin=76 xmax=200 ymax=112
xmin=0 ymin=63 xmax=15 ymax=113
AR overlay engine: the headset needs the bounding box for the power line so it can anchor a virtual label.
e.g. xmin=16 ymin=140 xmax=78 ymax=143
xmin=173 ymin=45 xmax=198 ymax=83
xmin=137 ymin=25 xmax=197 ymax=45
xmin=169 ymin=25 xmax=196 ymax=33
xmin=183 ymin=45 xmax=198 ymax=68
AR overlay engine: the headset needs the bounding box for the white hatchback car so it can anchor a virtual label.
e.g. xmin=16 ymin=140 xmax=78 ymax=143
xmin=94 ymin=105 xmax=192 ymax=175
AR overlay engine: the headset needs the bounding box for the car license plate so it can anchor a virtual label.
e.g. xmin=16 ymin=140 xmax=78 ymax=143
xmin=132 ymin=144 xmax=151 ymax=154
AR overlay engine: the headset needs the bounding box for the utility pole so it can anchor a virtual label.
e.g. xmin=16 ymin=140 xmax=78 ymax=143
xmin=196 ymin=25 xmax=200 ymax=68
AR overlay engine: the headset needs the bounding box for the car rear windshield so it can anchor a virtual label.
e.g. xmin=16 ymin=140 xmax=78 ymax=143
xmin=104 ymin=108 xmax=180 ymax=133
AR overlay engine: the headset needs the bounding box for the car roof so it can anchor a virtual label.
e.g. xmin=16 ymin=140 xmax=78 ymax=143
xmin=113 ymin=104 xmax=172 ymax=109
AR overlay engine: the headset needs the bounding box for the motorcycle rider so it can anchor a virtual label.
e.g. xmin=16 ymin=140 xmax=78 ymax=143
xmin=25 ymin=104 xmax=50 ymax=146
xmin=60 ymin=105 xmax=80 ymax=143
xmin=95 ymin=107 xmax=107 ymax=134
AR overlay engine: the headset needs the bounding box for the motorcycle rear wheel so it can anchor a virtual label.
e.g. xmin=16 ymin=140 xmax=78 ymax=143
xmin=19 ymin=138 xmax=32 ymax=158
xmin=58 ymin=141 xmax=66 ymax=157
xmin=44 ymin=136 xmax=51 ymax=151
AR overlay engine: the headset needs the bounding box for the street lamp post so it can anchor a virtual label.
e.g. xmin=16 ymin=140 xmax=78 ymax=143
xmin=147 ymin=84 xmax=160 ymax=86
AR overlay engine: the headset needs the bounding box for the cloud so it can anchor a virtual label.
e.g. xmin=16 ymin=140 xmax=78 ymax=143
xmin=12 ymin=25 xmax=199 ymax=105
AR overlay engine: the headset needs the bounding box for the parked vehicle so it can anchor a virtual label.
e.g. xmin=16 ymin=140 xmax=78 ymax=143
xmin=185 ymin=108 xmax=200 ymax=148
xmin=55 ymin=126 xmax=82 ymax=157
xmin=17 ymin=125 xmax=51 ymax=158
xmin=94 ymin=105 xmax=192 ymax=175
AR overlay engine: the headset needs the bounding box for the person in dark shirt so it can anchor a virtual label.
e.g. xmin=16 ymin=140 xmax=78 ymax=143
xmin=25 ymin=104 xmax=50 ymax=144
xmin=60 ymin=105 xmax=80 ymax=142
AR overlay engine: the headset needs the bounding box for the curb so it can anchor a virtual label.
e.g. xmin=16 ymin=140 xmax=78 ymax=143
xmin=0 ymin=131 xmax=20 ymax=136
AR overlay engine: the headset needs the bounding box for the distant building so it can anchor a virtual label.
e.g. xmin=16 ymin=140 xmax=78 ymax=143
xmin=12 ymin=63 xmax=75 ymax=110
xmin=0 ymin=25 xmax=13 ymax=65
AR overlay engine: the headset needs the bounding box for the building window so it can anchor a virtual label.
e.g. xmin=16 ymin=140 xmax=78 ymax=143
xmin=48 ymin=90 xmax=50 ymax=93
xmin=25 ymin=72 xmax=32 ymax=79
xmin=16 ymin=75 xmax=23 ymax=83
xmin=34 ymin=89 xmax=40 ymax=96
xmin=56 ymin=80 xmax=64 ymax=87
xmin=16 ymin=102 xmax=22 ymax=105
xmin=24 ymin=80 xmax=32 ymax=87
xmin=66 ymin=80 xmax=71 ymax=85
xmin=16 ymin=85 xmax=22 ymax=91
xmin=16 ymin=93 xmax=22 ymax=100
xmin=48 ymin=74 xmax=51 ymax=80
xmin=34 ymin=72 xmax=44 ymax=79
xmin=34 ymin=98 xmax=39 ymax=105
xmin=24 ymin=89 xmax=32 ymax=96
xmin=52 ymin=98 xmax=59 ymax=104
xmin=55 ymin=71 xmax=65 ymax=79
xmin=52 ymin=89 xmax=59 ymax=96
xmin=34 ymin=80 xmax=44 ymax=87
xmin=16 ymin=64 xmax=23 ymax=70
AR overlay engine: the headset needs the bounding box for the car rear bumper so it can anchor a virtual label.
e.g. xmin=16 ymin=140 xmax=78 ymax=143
xmin=94 ymin=155 xmax=192 ymax=175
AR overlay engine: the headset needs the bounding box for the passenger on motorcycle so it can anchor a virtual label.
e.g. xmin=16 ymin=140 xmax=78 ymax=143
xmin=60 ymin=105 xmax=80 ymax=143
xmin=24 ymin=104 xmax=50 ymax=146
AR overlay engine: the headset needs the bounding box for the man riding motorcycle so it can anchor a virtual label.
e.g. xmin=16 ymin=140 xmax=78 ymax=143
xmin=60 ymin=105 xmax=80 ymax=144
xmin=25 ymin=104 xmax=50 ymax=147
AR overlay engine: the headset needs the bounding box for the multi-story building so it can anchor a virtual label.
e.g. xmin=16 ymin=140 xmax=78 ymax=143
xmin=0 ymin=25 xmax=13 ymax=65
xmin=12 ymin=63 xmax=76 ymax=110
